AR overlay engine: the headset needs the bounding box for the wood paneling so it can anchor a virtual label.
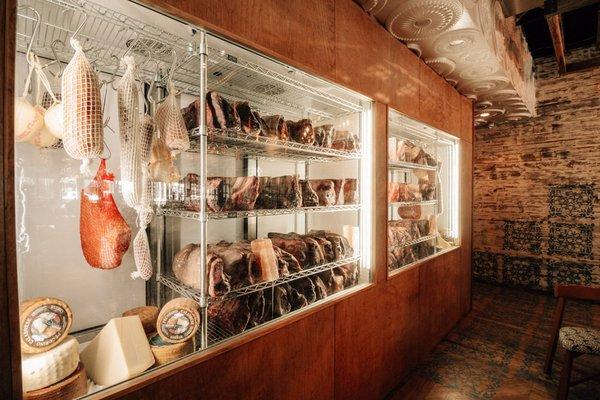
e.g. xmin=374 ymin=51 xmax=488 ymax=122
xmin=1 ymin=0 xmax=22 ymax=398
xmin=121 ymin=308 xmax=335 ymax=400
xmin=373 ymin=102 xmax=389 ymax=284
xmin=418 ymin=249 xmax=462 ymax=356
xmin=460 ymin=140 xmax=473 ymax=316
xmin=389 ymin=38 xmax=420 ymax=121
xmin=334 ymin=0 xmax=391 ymax=103
xmin=334 ymin=266 xmax=420 ymax=400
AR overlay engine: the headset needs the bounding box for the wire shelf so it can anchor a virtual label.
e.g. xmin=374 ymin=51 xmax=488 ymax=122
xmin=157 ymin=203 xmax=361 ymax=220
xmin=157 ymin=255 xmax=361 ymax=302
xmin=388 ymin=160 xmax=437 ymax=171
xmin=389 ymin=200 xmax=437 ymax=208
xmin=189 ymin=127 xmax=362 ymax=162
xmin=206 ymin=320 xmax=237 ymax=347
xmin=388 ymin=234 xmax=438 ymax=249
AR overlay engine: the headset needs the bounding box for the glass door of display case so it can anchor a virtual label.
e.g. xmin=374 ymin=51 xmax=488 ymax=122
xmin=387 ymin=110 xmax=459 ymax=274
xmin=12 ymin=0 xmax=373 ymax=397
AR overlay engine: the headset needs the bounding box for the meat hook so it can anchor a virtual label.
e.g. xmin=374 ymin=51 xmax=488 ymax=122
xmin=18 ymin=5 xmax=41 ymax=67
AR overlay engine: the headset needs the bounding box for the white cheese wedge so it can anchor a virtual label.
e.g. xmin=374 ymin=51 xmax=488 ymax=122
xmin=79 ymin=316 xmax=154 ymax=386
xmin=21 ymin=335 xmax=79 ymax=392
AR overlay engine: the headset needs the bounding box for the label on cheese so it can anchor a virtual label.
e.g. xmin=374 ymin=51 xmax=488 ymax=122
xmin=21 ymin=298 xmax=72 ymax=353
xmin=159 ymin=308 xmax=197 ymax=342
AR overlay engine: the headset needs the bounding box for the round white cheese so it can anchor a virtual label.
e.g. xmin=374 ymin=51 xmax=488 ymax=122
xmin=21 ymin=336 xmax=79 ymax=392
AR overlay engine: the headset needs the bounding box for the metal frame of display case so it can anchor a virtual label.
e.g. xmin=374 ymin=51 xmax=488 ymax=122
xmin=387 ymin=110 xmax=460 ymax=274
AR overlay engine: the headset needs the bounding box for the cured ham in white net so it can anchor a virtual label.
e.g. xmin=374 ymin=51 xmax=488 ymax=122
xmin=61 ymin=38 xmax=103 ymax=174
xmin=155 ymin=80 xmax=189 ymax=154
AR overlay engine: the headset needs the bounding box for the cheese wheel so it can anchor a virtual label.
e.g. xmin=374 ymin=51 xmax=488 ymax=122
xmin=21 ymin=335 xmax=79 ymax=392
xmin=149 ymin=334 xmax=195 ymax=366
xmin=20 ymin=297 xmax=73 ymax=354
xmin=157 ymin=298 xmax=200 ymax=344
xmin=24 ymin=362 xmax=87 ymax=400
xmin=122 ymin=306 xmax=159 ymax=335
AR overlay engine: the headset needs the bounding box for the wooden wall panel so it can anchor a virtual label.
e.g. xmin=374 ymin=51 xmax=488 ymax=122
xmin=389 ymin=36 xmax=420 ymax=120
xmin=334 ymin=0 xmax=391 ymax=103
xmin=334 ymin=267 xmax=420 ymax=400
xmin=418 ymin=249 xmax=462 ymax=356
xmin=460 ymin=140 xmax=473 ymax=316
xmin=373 ymin=102 xmax=389 ymax=284
xmin=460 ymin=96 xmax=474 ymax=143
xmin=121 ymin=308 xmax=335 ymax=400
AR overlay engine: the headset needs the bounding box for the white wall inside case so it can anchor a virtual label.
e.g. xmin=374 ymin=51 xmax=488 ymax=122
xmin=14 ymin=54 xmax=146 ymax=332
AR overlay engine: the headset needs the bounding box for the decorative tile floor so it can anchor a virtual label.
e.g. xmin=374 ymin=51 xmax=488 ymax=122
xmin=388 ymin=282 xmax=600 ymax=399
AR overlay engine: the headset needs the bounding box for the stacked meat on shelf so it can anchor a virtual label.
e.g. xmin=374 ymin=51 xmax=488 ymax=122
xmin=181 ymin=91 xmax=361 ymax=152
xmin=388 ymin=139 xmax=440 ymax=269
xmin=172 ymin=230 xmax=359 ymax=335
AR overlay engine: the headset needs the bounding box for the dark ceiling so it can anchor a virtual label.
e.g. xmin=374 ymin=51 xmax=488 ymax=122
xmin=518 ymin=2 xmax=599 ymax=58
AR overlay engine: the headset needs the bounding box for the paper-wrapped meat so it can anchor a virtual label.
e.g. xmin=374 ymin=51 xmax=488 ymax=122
xmin=155 ymin=81 xmax=190 ymax=153
xmin=62 ymin=39 xmax=103 ymax=173
xmin=80 ymin=159 xmax=131 ymax=269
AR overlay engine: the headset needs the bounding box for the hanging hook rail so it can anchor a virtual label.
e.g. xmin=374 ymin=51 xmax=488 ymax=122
xmin=18 ymin=5 xmax=41 ymax=67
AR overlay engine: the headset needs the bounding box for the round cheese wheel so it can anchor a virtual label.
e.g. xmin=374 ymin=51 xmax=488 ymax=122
xmin=149 ymin=334 xmax=194 ymax=366
xmin=24 ymin=362 xmax=87 ymax=400
xmin=43 ymin=102 xmax=64 ymax=139
xmin=21 ymin=335 xmax=79 ymax=392
xmin=20 ymin=297 xmax=73 ymax=354
xmin=157 ymin=298 xmax=200 ymax=344
xmin=122 ymin=306 xmax=160 ymax=335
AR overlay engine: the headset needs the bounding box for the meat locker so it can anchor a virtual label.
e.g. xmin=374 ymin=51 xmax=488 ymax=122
xmin=387 ymin=109 xmax=460 ymax=274
xmin=12 ymin=0 xmax=373 ymax=397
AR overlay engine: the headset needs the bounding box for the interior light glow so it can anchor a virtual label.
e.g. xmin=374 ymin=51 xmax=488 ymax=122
xmin=360 ymin=103 xmax=373 ymax=272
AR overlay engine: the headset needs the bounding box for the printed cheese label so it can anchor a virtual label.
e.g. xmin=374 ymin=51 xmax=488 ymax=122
xmin=160 ymin=309 xmax=196 ymax=341
xmin=22 ymin=304 xmax=69 ymax=348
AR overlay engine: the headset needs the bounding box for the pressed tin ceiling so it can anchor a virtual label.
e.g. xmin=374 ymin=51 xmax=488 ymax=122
xmin=355 ymin=0 xmax=537 ymax=126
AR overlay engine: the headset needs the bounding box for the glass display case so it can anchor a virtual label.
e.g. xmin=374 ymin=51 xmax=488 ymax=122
xmin=387 ymin=109 xmax=459 ymax=273
xmin=13 ymin=0 xmax=372 ymax=397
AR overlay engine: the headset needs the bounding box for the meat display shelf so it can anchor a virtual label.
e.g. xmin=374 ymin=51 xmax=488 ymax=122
xmin=388 ymin=160 xmax=437 ymax=171
xmin=388 ymin=234 xmax=438 ymax=250
xmin=388 ymin=200 xmax=437 ymax=208
xmin=158 ymin=255 xmax=361 ymax=302
xmin=157 ymin=204 xmax=362 ymax=220
xmin=188 ymin=127 xmax=362 ymax=162
xmin=206 ymin=320 xmax=237 ymax=346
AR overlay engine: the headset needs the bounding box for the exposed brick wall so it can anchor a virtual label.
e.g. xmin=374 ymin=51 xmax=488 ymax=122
xmin=473 ymin=46 xmax=600 ymax=291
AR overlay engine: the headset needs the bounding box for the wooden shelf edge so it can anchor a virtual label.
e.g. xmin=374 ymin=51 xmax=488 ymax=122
xmin=387 ymin=246 xmax=461 ymax=281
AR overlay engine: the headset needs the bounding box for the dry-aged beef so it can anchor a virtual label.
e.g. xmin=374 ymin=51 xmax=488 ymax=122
xmin=314 ymin=125 xmax=335 ymax=148
xmin=268 ymin=233 xmax=326 ymax=268
xmin=290 ymin=278 xmax=317 ymax=304
xmin=208 ymin=297 xmax=250 ymax=334
xmin=262 ymin=115 xmax=289 ymax=140
xmin=388 ymin=182 xmax=422 ymax=203
xmin=256 ymin=175 xmax=302 ymax=209
xmin=310 ymin=180 xmax=336 ymax=206
xmin=171 ymin=243 xmax=232 ymax=297
xmin=310 ymin=276 xmax=328 ymax=301
xmin=206 ymin=177 xmax=229 ymax=212
xmin=206 ymin=91 xmax=239 ymax=130
xmin=332 ymin=179 xmax=345 ymax=205
xmin=305 ymin=234 xmax=335 ymax=263
xmin=182 ymin=173 xmax=200 ymax=212
xmin=419 ymin=180 xmax=436 ymax=201
xmin=209 ymin=241 xmax=256 ymax=289
xmin=343 ymin=179 xmax=359 ymax=204
xmin=235 ymin=102 xmax=260 ymax=135
xmin=273 ymin=246 xmax=302 ymax=275
xmin=229 ymin=176 xmax=260 ymax=210
xmin=308 ymin=230 xmax=353 ymax=260
xmin=181 ymin=99 xmax=200 ymax=131
xmin=268 ymin=285 xmax=292 ymax=318
xmin=282 ymin=283 xmax=308 ymax=310
xmin=335 ymin=262 xmax=359 ymax=287
xmin=246 ymin=292 xmax=266 ymax=328
xmin=252 ymin=111 xmax=270 ymax=137
xmin=300 ymin=179 xmax=319 ymax=207
xmin=331 ymin=130 xmax=359 ymax=152
xmin=287 ymin=119 xmax=315 ymax=145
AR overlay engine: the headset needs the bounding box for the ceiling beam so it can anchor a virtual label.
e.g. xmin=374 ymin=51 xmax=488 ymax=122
xmin=545 ymin=0 xmax=600 ymax=16
xmin=546 ymin=13 xmax=567 ymax=73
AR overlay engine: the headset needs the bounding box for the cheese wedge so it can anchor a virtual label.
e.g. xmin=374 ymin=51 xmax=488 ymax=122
xmin=80 ymin=316 xmax=154 ymax=386
xmin=21 ymin=335 xmax=79 ymax=392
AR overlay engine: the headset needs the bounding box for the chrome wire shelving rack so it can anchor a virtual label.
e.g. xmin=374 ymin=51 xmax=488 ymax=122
xmin=388 ymin=160 xmax=437 ymax=171
xmin=388 ymin=234 xmax=438 ymax=250
xmin=389 ymin=200 xmax=437 ymax=208
xmin=158 ymin=255 xmax=361 ymax=303
xmin=157 ymin=204 xmax=362 ymax=220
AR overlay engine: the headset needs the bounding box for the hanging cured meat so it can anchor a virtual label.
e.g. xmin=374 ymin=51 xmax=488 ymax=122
xmin=80 ymin=159 xmax=131 ymax=269
xmin=62 ymin=39 xmax=104 ymax=174
xmin=155 ymin=80 xmax=190 ymax=154
xmin=149 ymin=134 xmax=180 ymax=183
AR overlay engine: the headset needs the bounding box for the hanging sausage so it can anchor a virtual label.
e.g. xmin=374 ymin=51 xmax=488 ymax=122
xmin=62 ymin=38 xmax=104 ymax=174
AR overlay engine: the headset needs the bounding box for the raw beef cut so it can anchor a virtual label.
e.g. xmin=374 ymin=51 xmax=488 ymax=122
xmin=331 ymin=130 xmax=359 ymax=152
xmin=273 ymin=246 xmax=302 ymax=275
xmin=206 ymin=177 xmax=229 ymax=212
xmin=314 ymin=125 xmax=335 ymax=148
xmin=229 ymin=176 xmax=260 ymax=210
xmin=268 ymin=233 xmax=325 ymax=267
xmin=206 ymin=91 xmax=239 ymax=130
xmin=343 ymin=179 xmax=359 ymax=204
xmin=246 ymin=292 xmax=266 ymax=328
xmin=208 ymin=241 xmax=256 ymax=289
xmin=234 ymin=102 xmax=260 ymax=135
xmin=290 ymin=278 xmax=317 ymax=304
xmin=283 ymin=283 xmax=308 ymax=310
xmin=310 ymin=180 xmax=336 ymax=206
xmin=256 ymin=175 xmax=302 ymax=209
xmin=310 ymin=276 xmax=328 ymax=300
xmin=80 ymin=159 xmax=131 ymax=269
xmin=287 ymin=119 xmax=315 ymax=145
xmin=262 ymin=115 xmax=289 ymax=140
xmin=181 ymin=98 xmax=200 ymax=131
xmin=207 ymin=297 xmax=250 ymax=334
xmin=300 ymin=180 xmax=319 ymax=207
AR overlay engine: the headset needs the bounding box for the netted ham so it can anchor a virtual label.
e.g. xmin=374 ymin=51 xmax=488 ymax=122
xmin=206 ymin=91 xmax=239 ymax=130
xmin=131 ymin=172 xmax=154 ymax=280
xmin=117 ymin=56 xmax=142 ymax=208
xmin=80 ymin=159 xmax=131 ymax=269
xmin=287 ymin=119 xmax=315 ymax=145
xmin=62 ymin=39 xmax=104 ymax=173
xmin=149 ymin=134 xmax=180 ymax=183
xmin=155 ymin=80 xmax=189 ymax=153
